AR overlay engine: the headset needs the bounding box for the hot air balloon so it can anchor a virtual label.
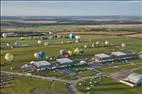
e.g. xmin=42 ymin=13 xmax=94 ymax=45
xmin=44 ymin=42 xmax=48 ymax=46
xmin=20 ymin=37 xmax=24 ymax=40
xmin=80 ymin=48 xmax=84 ymax=54
xmin=60 ymin=49 xmax=67 ymax=56
xmin=75 ymin=35 xmax=80 ymax=40
xmin=92 ymin=43 xmax=95 ymax=48
xmin=5 ymin=53 xmax=14 ymax=62
xmin=2 ymin=33 xmax=7 ymax=38
xmin=84 ymin=45 xmax=88 ymax=48
xmin=104 ymin=41 xmax=109 ymax=45
xmin=121 ymin=43 xmax=126 ymax=47
xmin=67 ymin=50 xmax=73 ymax=56
xmin=37 ymin=51 xmax=45 ymax=58
xmin=74 ymin=48 xmax=80 ymax=54
xmin=95 ymin=41 xmax=99 ymax=46
xmin=37 ymin=40 xmax=43 ymax=45
xmin=34 ymin=52 xmax=39 ymax=58
xmin=6 ymin=43 xmax=10 ymax=47
xmin=14 ymin=41 xmax=21 ymax=47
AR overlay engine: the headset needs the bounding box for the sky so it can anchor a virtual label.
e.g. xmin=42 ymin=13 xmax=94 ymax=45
xmin=1 ymin=1 xmax=142 ymax=16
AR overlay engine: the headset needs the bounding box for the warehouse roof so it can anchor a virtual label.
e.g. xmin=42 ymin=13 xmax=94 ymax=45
xmin=95 ymin=53 xmax=110 ymax=59
xmin=32 ymin=61 xmax=51 ymax=68
xmin=112 ymin=51 xmax=126 ymax=56
xmin=56 ymin=58 xmax=73 ymax=64
xmin=128 ymin=73 xmax=142 ymax=84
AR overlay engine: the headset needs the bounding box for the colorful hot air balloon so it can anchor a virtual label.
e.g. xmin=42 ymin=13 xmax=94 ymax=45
xmin=74 ymin=48 xmax=80 ymax=54
xmin=5 ymin=53 xmax=14 ymax=62
xmin=59 ymin=49 xmax=67 ymax=56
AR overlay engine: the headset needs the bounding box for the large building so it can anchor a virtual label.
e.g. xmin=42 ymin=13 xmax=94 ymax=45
xmin=120 ymin=73 xmax=142 ymax=87
xmin=30 ymin=61 xmax=51 ymax=70
xmin=95 ymin=53 xmax=112 ymax=62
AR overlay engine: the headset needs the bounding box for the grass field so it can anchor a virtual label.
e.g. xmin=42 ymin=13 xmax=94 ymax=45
xmin=1 ymin=34 xmax=142 ymax=94
xmin=76 ymin=77 xmax=142 ymax=94
xmin=1 ymin=76 xmax=70 ymax=94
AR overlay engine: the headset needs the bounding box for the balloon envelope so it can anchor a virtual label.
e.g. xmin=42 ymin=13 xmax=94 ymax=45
xmin=34 ymin=53 xmax=39 ymax=58
xmin=5 ymin=53 xmax=14 ymax=62
xmin=60 ymin=49 xmax=66 ymax=55
xmin=38 ymin=51 xmax=45 ymax=58
xmin=74 ymin=48 xmax=80 ymax=54
xmin=37 ymin=40 xmax=43 ymax=45
xmin=67 ymin=50 xmax=73 ymax=56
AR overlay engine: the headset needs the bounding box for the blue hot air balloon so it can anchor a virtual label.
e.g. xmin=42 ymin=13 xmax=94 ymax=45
xmin=37 ymin=51 xmax=45 ymax=58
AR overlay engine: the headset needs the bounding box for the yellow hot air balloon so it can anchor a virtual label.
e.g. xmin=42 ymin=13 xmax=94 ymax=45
xmin=34 ymin=52 xmax=39 ymax=58
xmin=105 ymin=41 xmax=109 ymax=45
xmin=74 ymin=48 xmax=80 ymax=54
xmin=67 ymin=50 xmax=73 ymax=56
xmin=5 ymin=53 xmax=14 ymax=62
xmin=37 ymin=40 xmax=43 ymax=45
xmin=44 ymin=42 xmax=48 ymax=46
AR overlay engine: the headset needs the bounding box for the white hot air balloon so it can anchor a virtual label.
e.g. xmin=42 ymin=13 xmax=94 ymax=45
xmin=95 ymin=41 xmax=99 ymax=46
xmin=84 ymin=45 xmax=88 ymax=48
xmin=2 ymin=33 xmax=7 ymax=38
xmin=6 ymin=43 xmax=10 ymax=47
xmin=44 ymin=42 xmax=48 ymax=46
xmin=105 ymin=41 xmax=109 ymax=45
xmin=34 ymin=52 xmax=39 ymax=58
xmin=74 ymin=48 xmax=80 ymax=54
xmin=5 ymin=53 xmax=14 ymax=62
xmin=121 ymin=43 xmax=126 ymax=47
xmin=75 ymin=35 xmax=80 ymax=40
xmin=37 ymin=40 xmax=43 ymax=45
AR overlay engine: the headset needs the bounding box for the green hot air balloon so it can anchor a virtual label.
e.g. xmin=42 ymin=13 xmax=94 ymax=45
xmin=5 ymin=53 xmax=14 ymax=62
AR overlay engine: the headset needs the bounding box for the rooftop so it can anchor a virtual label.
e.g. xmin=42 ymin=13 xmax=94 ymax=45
xmin=95 ymin=53 xmax=110 ymax=58
xmin=32 ymin=61 xmax=51 ymax=68
xmin=56 ymin=58 xmax=73 ymax=64
xmin=112 ymin=51 xmax=126 ymax=56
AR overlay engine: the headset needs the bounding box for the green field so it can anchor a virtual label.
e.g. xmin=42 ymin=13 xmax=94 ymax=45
xmin=1 ymin=34 xmax=142 ymax=94
xmin=76 ymin=77 xmax=142 ymax=94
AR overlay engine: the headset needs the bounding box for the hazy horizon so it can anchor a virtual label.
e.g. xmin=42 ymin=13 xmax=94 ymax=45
xmin=1 ymin=1 xmax=142 ymax=16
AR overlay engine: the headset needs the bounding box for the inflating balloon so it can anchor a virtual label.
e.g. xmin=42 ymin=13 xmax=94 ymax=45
xmin=6 ymin=43 xmax=10 ymax=47
xmin=5 ymin=53 xmax=14 ymax=62
xmin=20 ymin=37 xmax=24 ymax=40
